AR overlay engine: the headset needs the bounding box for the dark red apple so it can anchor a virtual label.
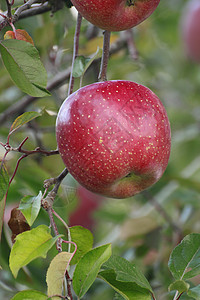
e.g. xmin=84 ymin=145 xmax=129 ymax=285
xmin=69 ymin=185 xmax=102 ymax=230
xmin=70 ymin=0 xmax=160 ymax=31
xmin=181 ymin=0 xmax=200 ymax=63
xmin=56 ymin=80 xmax=171 ymax=199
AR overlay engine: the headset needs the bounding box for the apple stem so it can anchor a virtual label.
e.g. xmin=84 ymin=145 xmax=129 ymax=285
xmin=98 ymin=30 xmax=111 ymax=81
xmin=127 ymin=0 xmax=135 ymax=6
xmin=68 ymin=12 xmax=82 ymax=96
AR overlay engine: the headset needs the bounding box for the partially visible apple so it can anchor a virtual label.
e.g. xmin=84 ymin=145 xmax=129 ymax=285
xmin=69 ymin=185 xmax=102 ymax=230
xmin=70 ymin=0 xmax=160 ymax=31
xmin=181 ymin=0 xmax=200 ymax=63
xmin=56 ymin=80 xmax=171 ymax=199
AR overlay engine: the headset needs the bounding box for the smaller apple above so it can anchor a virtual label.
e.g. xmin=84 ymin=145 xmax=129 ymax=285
xmin=56 ymin=80 xmax=171 ymax=199
xmin=70 ymin=0 xmax=160 ymax=31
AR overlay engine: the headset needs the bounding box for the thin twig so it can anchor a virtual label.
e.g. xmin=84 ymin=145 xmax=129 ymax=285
xmin=42 ymin=168 xmax=68 ymax=210
xmin=143 ymin=191 xmax=182 ymax=238
xmin=5 ymin=0 xmax=12 ymax=20
xmin=52 ymin=168 xmax=69 ymax=194
xmin=0 ymin=0 xmax=40 ymax=30
xmin=125 ymin=28 xmax=139 ymax=60
xmin=68 ymin=12 xmax=82 ymax=96
xmin=18 ymin=2 xmax=51 ymax=19
xmin=1 ymin=138 xmax=59 ymax=157
xmin=47 ymin=207 xmax=62 ymax=252
xmin=98 ymin=30 xmax=111 ymax=81
xmin=173 ymin=291 xmax=183 ymax=300
xmin=13 ymin=0 xmax=45 ymax=22
xmin=52 ymin=208 xmax=71 ymax=253
xmin=151 ymin=292 xmax=157 ymax=300
xmin=65 ymin=271 xmax=73 ymax=300
xmin=15 ymin=145 xmax=59 ymax=156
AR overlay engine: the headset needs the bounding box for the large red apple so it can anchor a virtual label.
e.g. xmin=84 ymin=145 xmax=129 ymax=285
xmin=69 ymin=185 xmax=102 ymax=230
xmin=181 ymin=0 xmax=200 ymax=63
xmin=70 ymin=0 xmax=160 ymax=31
xmin=56 ymin=80 xmax=171 ymax=199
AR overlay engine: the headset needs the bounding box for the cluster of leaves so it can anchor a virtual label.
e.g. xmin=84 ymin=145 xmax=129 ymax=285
xmin=1 ymin=151 xmax=200 ymax=300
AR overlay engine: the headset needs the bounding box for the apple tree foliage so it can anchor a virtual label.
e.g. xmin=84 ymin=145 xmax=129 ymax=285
xmin=0 ymin=0 xmax=200 ymax=299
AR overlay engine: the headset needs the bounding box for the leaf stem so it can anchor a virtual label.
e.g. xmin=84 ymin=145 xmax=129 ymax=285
xmin=65 ymin=270 xmax=73 ymax=300
xmin=47 ymin=207 xmax=62 ymax=252
xmin=68 ymin=12 xmax=82 ymax=96
xmin=173 ymin=291 xmax=183 ymax=300
xmin=62 ymin=240 xmax=77 ymax=300
xmin=151 ymin=292 xmax=157 ymax=300
xmin=98 ymin=30 xmax=111 ymax=81
xmin=52 ymin=208 xmax=72 ymax=253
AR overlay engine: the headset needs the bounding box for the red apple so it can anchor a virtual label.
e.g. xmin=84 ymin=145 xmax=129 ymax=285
xmin=69 ymin=185 xmax=102 ymax=230
xmin=56 ymin=80 xmax=171 ymax=199
xmin=181 ymin=0 xmax=200 ymax=63
xmin=70 ymin=0 xmax=160 ymax=31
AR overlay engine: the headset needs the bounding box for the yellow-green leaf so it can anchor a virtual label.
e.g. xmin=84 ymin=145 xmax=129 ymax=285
xmin=9 ymin=225 xmax=61 ymax=278
xmin=9 ymin=111 xmax=42 ymax=135
xmin=11 ymin=290 xmax=48 ymax=300
xmin=46 ymin=251 xmax=73 ymax=299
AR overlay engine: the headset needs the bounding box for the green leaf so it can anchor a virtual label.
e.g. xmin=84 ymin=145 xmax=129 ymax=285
xmin=0 ymin=163 xmax=9 ymax=240
xmin=72 ymin=47 xmax=102 ymax=78
xmin=18 ymin=191 xmax=42 ymax=226
xmin=82 ymin=47 xmax=102 ymax=76
xmin=99 ymin=269 xmax=151 ymax=300
xmin=72 ymin=56 xmax=88 ymax=78
xmin=101 ymin=255 xmax=153 ymax=293
xmin=9 ymin=111 xmax=42 ymax=135
xmin=73 ymin=243 xmax=112 ymax=298
xmin=46 ymin=251 xmax=73 ymax=300
xmin=168 ymin=233 xmax=200 ymax=281
xmin=70 ymin=226 xmax=93 ymax=264
xmin=168 ymin=280 xmax=190 ymax=293
xmin=188 ymin=285 xmax=200 ymax=299
xmin=9 ymin=224 xmax=61 ymax=278
xmin=11 ymin=290 xmax=48 ymax=300
xmin=0 ymin=163 xmax=9 ymax=200
xmin=0 ymin=39 xmax=50 ymax=97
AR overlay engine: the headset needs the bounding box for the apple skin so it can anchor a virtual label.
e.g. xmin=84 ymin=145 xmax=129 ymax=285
xmin=69 ymin=185 xmax=102 ymax=230
xmin=181 ymin=0 xmax=200 ymax=63
xmin=56 ymin=80 xmax=171 ymax=199
xmin=70 ymin=0 xmax=160 ymax=31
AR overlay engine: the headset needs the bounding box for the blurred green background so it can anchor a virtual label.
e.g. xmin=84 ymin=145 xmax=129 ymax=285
xmin=0 ymin=0 xmax=200 ymax=299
